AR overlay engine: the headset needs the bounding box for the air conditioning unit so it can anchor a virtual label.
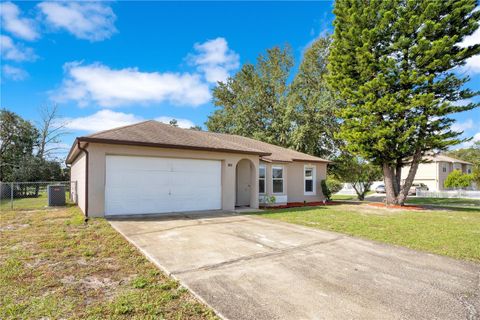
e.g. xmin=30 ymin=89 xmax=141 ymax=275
xmin=48 ymin=185 xmax=65 ymax=206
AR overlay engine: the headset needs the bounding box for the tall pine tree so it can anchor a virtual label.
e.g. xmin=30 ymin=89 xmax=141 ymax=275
xmin=328 ymin=0 xmax=480 ymax=205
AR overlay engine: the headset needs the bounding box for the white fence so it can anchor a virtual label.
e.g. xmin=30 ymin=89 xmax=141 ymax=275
xmin=416 ymin=190 xmax=480 ymax=199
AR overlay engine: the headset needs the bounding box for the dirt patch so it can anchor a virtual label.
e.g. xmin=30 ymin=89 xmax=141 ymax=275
xmin=61 ymin=275 xmax=120 ymax=291
xmin=0 ymin=224 xmax=30 ymax=232
xmin=368 ymin=202 xmax=424 ymax=211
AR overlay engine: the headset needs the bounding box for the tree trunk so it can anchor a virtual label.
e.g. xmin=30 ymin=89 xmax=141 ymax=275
xmin=351 ymin=183 xmax=364 ymax=201
xmin=383 ymin=164 xmax=399 ymax=205
xmin=383 ymin=150 xmax=423 ymax=206
xmin=396 ymin=151 xmax=422 ymax=205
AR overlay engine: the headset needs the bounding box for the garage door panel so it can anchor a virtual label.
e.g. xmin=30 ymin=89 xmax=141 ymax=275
xmin=105 ymin=156 xmax=221 ymax=216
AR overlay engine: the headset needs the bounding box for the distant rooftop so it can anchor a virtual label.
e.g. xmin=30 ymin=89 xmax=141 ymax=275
xmin=423 ymin=154 xmax=472 ymax=165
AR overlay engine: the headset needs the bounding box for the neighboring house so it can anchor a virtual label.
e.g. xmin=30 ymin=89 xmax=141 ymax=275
xmin=400 ymin=154 xmax=475 ymax=192
xmin=66 ymin=120 xmax=329 ymax=217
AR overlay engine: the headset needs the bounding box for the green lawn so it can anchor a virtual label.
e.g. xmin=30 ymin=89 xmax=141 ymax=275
xmin=331 ymin=191 xmax=375 ymax=201
xmin=0 ymin=192 xmax=75 ymax=211
xmin=331 ymin=194 xmax=357 ymax=201
xmin=255 ymin=204 xmax=480 ymax=262
xmin=406 ymin=197 xmax=480 ymax=209
xmin=0 ymin=207 xmax=216 ymax=320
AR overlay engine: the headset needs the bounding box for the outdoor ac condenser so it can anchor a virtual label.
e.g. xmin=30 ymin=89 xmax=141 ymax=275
xmin=48 ymin=185 xmax=65 ymax=206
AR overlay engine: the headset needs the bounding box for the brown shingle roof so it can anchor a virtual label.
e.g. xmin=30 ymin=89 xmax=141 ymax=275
xmin=423 ymin=154 xmax=472 ymax=165
xmin=68 ymin=120 xmax=329 ymax=163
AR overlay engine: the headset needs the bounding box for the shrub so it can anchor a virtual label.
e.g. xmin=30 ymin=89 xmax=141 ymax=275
xmin=444 ymin=170 xmax=474 ymax=189
xmin=321 ymin=178 xmax=343 ymax=201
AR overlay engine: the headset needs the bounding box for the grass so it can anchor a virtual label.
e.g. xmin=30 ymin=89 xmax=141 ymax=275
xmin=331 ymin=194 xmax=357 ymax=200
xmin=0 ymin=206 xmax=217 ymax=320
xmin=331 ymin=190 xmax=375 ymax=201
xmin=405 ymin=197 xmax=480 ymax=209
xmin=0 ymin=192 xmax=76 ymax=211
xmin=255 ymin=204 xmax=480 ymax=263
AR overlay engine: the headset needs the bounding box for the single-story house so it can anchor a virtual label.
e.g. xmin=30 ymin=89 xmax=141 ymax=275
xmin=400 ymin=154 xmax=475 ymax=191
xmin=66 ymin=120 xmax=330 ymax=217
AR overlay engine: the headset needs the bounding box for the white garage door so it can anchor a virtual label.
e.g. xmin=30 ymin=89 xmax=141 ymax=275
xmin=105 ymin=155 xmax=222 ymax=216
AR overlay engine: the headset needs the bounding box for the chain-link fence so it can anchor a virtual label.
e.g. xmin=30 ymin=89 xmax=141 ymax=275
xmin=0 ymin=181 xmax=77 ymax=211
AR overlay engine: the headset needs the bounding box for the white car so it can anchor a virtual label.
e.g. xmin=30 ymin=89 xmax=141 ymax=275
xmin=408 ymin=183 xmax=429 ymax=195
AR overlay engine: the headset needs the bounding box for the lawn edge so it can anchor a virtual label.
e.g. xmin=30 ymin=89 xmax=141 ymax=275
xmin=108 ymin=220 xmax=225 ymax=320
xmin=251 ymin=212 xmax=480 ymax=265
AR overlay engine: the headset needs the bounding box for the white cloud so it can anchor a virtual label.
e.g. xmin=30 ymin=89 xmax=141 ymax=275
xmin=460 ymin=27 xmax=480 ymax=48
xmin=0 ymin=35 xmax=36 ymax=62
xmin=463 ymin=55 xmax=480 ymax=74
xmin=38 ymin=1 xmax=117 ymax=41
xmin=0 ymin=35 xmax=37 ymax=62
xmin=63 ymin=110 xmax=195 ymax=132
xmin=0 ymin=2 xmax=39 ymax=41
xmin=189 ymin=37 xmax=240 ymax=83
xmin=455 ymin=131 xmax=480 ymax=149
xmin=458 ymin=15 xmax=480 ymax=74
xmin=451 ymin=119 xmax=474 ymax=133
xmin=2 ymin=65 xmax=29 ymax=81
xmin=53 ymin=62 xmax=211 ymax=107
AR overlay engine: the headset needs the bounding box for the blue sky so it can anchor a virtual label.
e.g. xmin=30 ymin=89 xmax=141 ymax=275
xmin=1 ymin=1 xmax=479 ymax=158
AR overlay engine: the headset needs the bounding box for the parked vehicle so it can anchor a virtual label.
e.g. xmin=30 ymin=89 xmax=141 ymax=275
xmin=408 ymin=183 xmax=429 ymax=195
xmin=375 ymin=184 xmax=386 ymax=193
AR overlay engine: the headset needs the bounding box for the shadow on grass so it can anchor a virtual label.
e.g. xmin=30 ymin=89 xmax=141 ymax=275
xmin=418 ymin=205 xmax=480 ymax=213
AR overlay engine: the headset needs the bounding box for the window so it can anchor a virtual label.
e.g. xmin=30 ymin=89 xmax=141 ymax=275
xmin=442 ymin=164 xmax=447 ymax=173
xmin=259 ymin=166 xmax=266 ymax=194
xmin=467 ymin=168 xmax=472 ymax=174
xmin=272 ymin=166 xmax=284 ymax=194
xmin=304 ymin=166 xmax=315 ymax=195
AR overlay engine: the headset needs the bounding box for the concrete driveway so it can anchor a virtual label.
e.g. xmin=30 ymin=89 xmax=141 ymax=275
xmin=109 ymin=212 xmax=479 ymax=320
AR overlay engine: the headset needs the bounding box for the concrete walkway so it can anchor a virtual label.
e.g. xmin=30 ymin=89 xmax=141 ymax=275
xmin=109 ymin=212 xmax=480 ymax=320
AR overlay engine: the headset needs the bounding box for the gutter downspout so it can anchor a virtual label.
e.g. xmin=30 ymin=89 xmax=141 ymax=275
xmin=77 ymin=141 xmax=89 ymax=222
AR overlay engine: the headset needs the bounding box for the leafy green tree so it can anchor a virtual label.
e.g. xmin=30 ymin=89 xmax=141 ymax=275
xmin=207 ymin=39 xmax=340 ymax=158
xmin=207 ymin=46 xmax=293 ymax=146
xmin=321 ymin=178 xmax=343 ymax=201
xmin=444 ymin=169 xmax=474 ymax=189
xmin=331 ymin=154 xmax=383 ymax=200
xmin=0 ymin=109 xmax=39 ymax=181
xmin=288 ymin=37 xmax=340 ymax=158
xmin=445 ymin=141 xmax=480 ymax=184
xmin=169 ymin=119 xmax=178 ymax=127
xmin=327 ymin=0 xmax=480 ymax=205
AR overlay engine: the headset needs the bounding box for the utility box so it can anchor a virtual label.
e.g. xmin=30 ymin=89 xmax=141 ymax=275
xmin=48 ymin=185 xmax=65 ymax=206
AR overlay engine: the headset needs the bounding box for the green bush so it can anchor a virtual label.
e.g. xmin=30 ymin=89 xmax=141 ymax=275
xmin=444 ymin=170 xmax=474 ymax=189
xmin=321 ymin=178 xmax=343 ymax=201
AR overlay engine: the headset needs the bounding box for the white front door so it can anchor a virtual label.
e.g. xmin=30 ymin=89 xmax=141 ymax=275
xmin=105 ymin=155 xmax=222 ymax=215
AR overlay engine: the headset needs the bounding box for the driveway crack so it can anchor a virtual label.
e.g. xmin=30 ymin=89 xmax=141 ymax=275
xmin=126 ymin=219 xmax=252 ymax=237
xmin=171 ymin=236 xmax=344 ymax=275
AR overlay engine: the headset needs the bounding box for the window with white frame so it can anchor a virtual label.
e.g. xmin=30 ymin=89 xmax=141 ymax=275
xmin=304 ymin=166 xmax=315 ymax=195
xmin=272 ymin=166 xmax=284 ymax=194
xmin=259 ymin=165 xmax=266 ymax=194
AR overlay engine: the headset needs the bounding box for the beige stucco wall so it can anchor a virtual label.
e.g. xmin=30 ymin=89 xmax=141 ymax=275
xmin=84 ymin=143 xmax=259 ymax=217
xmin=437 ymin=162 xmax=451 ymax=191
xmin=260 ymin=161 xmax=327 ymax=204
xmin=401 ymin=161 xmax=476 ymax=191
xmin=287 ymin=161 xmax=327 ymax=202
xmin=401 ymin=162 xmax=440 ymax=191
xmin=438 ymin=162 xmax=475 ymax=190
xmin=70 ymin=152 xmax=86 ymax=214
